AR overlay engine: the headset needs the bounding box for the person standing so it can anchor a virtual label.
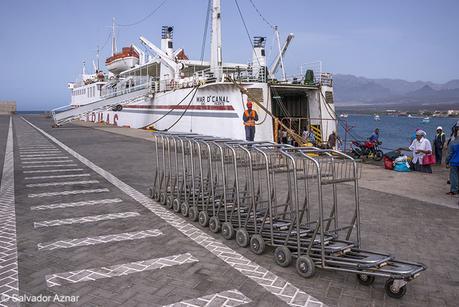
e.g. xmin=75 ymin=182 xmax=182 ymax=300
xmin=328 ymin=131 xmax=337 ymax=149
xmin=433 ymin=126 xmax=446 ymax=165
xmin=242 ymin=101 xmax=258 ymax=141
xmin=446 ymin=124 xmax=459 ymax=195
xmin=408 ymin=130 xmax=433 ymax=173
xmin=302 ymin=126 xmax=316 ymax=145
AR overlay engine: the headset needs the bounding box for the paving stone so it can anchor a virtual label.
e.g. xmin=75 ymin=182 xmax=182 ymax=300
xmin=5 ymin=116 xmax=459 ymax=307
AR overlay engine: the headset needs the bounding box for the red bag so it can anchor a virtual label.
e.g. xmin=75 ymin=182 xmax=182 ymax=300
xmin=383 ymin=156 xmax=394 ymax=170
xmin=422 ymin=154 xmax=436 ymax=165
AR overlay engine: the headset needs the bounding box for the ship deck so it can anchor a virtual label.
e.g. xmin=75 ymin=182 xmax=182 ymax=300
xmin=0 ymin=114 xmax=457 ymax=307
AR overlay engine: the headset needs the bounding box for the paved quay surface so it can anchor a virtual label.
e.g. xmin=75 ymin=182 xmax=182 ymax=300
xmin=0 ymin=114 xmax=458 ymax=306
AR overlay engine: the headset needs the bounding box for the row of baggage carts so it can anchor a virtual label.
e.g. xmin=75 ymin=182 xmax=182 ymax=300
xmin=149 ymin=132 xmax=426 ymax=298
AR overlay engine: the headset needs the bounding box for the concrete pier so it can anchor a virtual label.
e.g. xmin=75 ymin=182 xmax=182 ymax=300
xmin=0 ymin=114 xmax=457 ymax=307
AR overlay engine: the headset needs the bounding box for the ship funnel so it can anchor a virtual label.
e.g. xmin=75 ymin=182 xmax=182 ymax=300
xmin=161 ymin=26 xmax=174 ymax=57
xmin=252 ymin=36 xmax=267 ymax=79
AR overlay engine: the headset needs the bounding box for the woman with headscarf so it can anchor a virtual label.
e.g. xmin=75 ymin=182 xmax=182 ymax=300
xmin=408 ymin=130 xmax=433 ymax=173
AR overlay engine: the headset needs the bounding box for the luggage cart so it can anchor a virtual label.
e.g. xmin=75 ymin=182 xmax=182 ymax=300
xmin=149 ymin=132 xmax=168 ymax=203
xmin=148 ymin=133 xmax=426 ymax=298
xmin=261 ymin=147 xmax=426 ymax=298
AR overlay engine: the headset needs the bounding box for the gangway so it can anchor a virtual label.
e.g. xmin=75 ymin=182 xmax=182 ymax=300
xmin=51 ymin=86 xmax=150 ymax=127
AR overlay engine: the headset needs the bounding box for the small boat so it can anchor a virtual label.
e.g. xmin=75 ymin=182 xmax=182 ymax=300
xmin=340 ymin=113 xmax=348 ymax=118
xmin=105 ymin=46 xmax=139 ymax=74
xmin=422 ymin=117 xmax=430 ymax=123
xmin=374 ymin=114 xmax=380 ymax=121
xmin=407 ymin=114 xmax=413 ymax=118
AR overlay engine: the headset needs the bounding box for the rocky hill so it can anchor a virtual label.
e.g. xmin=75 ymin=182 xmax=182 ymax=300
xmin=333 ymin=74 xmax=459 ymax=109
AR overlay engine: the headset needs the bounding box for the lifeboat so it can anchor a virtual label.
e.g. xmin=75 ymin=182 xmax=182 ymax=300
xmin=105 ymin=46 xmax=139 ymax=74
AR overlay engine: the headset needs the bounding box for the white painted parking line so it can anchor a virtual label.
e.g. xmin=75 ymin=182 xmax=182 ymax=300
xmin=23 ymin=168 xmax=84 ymax=174
xmin=28 ymin=188 xmax=109 ymax=198
xmin=19 ymin=150 xmax=61 ymax=154
xmin=163 ymin=289 xmax=251 ymax=307
xmin=0 ymin=117 xmax=19 ymax=303
xmin=34 ymin=212 xmax=140 ymax=228
xmin=38 ymin=229 xmax=163 ymax=251
xmin=20 ymin=156 xmax=69 ymax=160
xmin=19 ymin=144 xmax=55 ymax=147
xmin=22 ymin=164 xmax=78 ymax=168
xmin=19 ymin=146 xmax=56 ymax=150
xmin=25 ymin=173 xmax=91 ymax=180
xmin=31 ymin=198 xmax=123 ymax=210
xmin=26 ymin=180 xmax=99 ymax=187
xmin=22 ymin=160 xmax=74 ymax=164
xmin=46 ymin=253 xmax=198 ymax=287
xmin=20 ymin=153 xmax=63 ymax=157
xmin=23 ymin=117 xmax=325 ymax=307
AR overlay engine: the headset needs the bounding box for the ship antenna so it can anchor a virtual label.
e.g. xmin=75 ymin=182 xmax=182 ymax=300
xmin=96 ymin=45 xmax=100 ymax=71
xmin=112 ymin=17 xmax=117 ymax=56
xmin=210 ymin=0 xmax=222 ymax=81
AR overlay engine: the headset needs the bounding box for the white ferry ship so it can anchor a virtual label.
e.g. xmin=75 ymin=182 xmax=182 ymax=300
xmin=53 ymin=0 xmax=337 ymax=143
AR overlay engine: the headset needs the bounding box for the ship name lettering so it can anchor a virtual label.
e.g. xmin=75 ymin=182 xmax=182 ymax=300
xmin=196 ymin=96 xmax=229 ymax=105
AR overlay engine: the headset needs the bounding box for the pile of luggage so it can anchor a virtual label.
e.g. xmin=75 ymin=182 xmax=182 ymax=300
xmin=383 ymin=150 xmax=411 ymax=172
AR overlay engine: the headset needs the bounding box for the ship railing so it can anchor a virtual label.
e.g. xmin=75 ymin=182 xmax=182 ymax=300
xmin=193 ymin=66 xmax=267 ymax=84
xmin=277 ymin=61 xmax=333 ymax=87
xmin=101 ymin=77 xmax=153 ymax=99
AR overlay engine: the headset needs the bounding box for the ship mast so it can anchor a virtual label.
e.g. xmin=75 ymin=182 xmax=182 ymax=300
xmin=210 ymin=0 xmax=222 ymax=81
xmin=111 ymin=17 xmax=117 ymax=56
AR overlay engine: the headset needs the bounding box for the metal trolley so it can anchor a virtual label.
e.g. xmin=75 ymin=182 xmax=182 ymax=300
xmin=149 ymin=132 xmax=426 ymax=298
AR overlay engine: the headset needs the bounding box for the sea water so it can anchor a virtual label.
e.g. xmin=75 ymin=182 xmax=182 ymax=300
xmin=337 ymin=115 xmax=458 ymax=152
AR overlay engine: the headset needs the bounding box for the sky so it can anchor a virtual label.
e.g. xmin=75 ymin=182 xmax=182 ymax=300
xmin=1 ymin=0 xmax=458 ymax=110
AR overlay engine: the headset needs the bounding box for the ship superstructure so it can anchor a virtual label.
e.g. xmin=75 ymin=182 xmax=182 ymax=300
xmin=53 ymin=0 xmax=337 ymax=144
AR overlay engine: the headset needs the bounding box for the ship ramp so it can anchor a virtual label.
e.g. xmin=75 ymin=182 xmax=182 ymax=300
xmin=51 ymin=88 xmax=150 ymax=126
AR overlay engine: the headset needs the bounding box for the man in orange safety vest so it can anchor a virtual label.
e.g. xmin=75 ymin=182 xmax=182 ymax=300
xmin=243 ymin=101 xmax=259 ymax=141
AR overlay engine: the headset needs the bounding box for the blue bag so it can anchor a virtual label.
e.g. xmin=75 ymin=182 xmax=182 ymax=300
xmin=393 ymin=162 xmax=411 ymax=172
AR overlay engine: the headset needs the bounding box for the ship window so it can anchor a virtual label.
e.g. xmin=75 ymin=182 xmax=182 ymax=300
xmin=325 ymin=91 xmax=334 ymax=104
xmin=261 ymin=49 xmax=265 ymax=56
xmin=168 ymin=41 xmax=173 ymax=49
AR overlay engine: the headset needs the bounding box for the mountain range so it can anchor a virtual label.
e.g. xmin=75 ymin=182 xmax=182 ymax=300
xmin=333 ymin=74 xmax=459 ymax=110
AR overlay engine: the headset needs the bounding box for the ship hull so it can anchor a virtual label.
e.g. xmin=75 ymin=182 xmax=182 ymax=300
xmin=83 ymin=83 xmax=274 ymax=141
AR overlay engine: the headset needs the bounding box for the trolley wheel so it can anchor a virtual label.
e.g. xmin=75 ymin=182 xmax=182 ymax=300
xmin=172 ymin=198 xmax=181 ymax=213
xmin=188 ymin=207 xmax=199 ymax=222
xmin=374 ymin=150 xmax=384 ymax=161
xmin=356 ymin=274 xmax=375 ymax=286
xmin=221 ymin=222 xmax=234 ymax=240
xmin=153 ymin=190 xmax=160 ymax=202
xmin=209 ymin=217 xmax=220 ymax=233
xmin=166 ymin=196 xmax=173 ymax=209
xmin=384 ymin=278 xmax=407 ymax=299
xmin=148 ymin=188 xmax=154 ymax=199
xmin=250 ymin=234 xmax=265 ymax=255
xmin=159 ymin=192 xmax=167 ymax=205
xmin=274 ymin=246 xmax=292 ymax=267
xmin=236 ymin=229 xmax=249 ymax=247
xmin=180 ymin=202 xmax=189 ymax=217
xmin=198 ymin=211 xmax=209 ymax=227
xmin=296 ymin=255 xmax=316 ymax=278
